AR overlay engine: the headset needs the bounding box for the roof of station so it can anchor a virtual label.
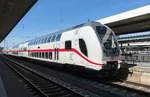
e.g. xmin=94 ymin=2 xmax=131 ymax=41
xmin=118 ymin=36 xmax=150 ymax=43
xmin=0 ymin=0 xmax=37 ymax=42
xmin=97 ymin=5 xmax=150 ymax=35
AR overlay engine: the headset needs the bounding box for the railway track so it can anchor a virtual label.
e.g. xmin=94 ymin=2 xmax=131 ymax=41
xmin=2 ymin=55 xmax=150 ymax=97
xmin=103 ymin=80 xmax=150 ymax=97
xmin=3 ymin=57 xmax=91 ymax=97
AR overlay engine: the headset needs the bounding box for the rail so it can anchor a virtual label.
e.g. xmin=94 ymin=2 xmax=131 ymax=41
xmin=3 ymin=57 xmax=88 ymax=97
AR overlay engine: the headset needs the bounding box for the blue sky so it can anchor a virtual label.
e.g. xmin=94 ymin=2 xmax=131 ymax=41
xmin=1 ymin=0 xmax=150 ymax=48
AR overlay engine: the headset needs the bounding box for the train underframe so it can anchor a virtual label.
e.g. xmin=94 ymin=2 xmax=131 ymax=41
xmin=5 ymin=54 xmax=120 ymax=78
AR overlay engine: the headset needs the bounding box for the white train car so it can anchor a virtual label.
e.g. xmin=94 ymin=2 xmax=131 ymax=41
xmin=4 ymin=21 xmax=121 ymax=73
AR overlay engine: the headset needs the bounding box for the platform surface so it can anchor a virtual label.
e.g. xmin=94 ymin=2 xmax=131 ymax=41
xmin=0 ymin=55 xmax=32 ymax=97
xmin=0 ymin=77 xmax=7 ymax=97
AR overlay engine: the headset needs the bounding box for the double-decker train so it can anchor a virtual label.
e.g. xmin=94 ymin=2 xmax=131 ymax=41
xmin=3 ymin=21 xmax=121 ymax=75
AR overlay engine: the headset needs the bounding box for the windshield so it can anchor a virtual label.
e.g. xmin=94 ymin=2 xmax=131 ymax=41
xmin=96 ymin=26 xmax=107 ymax=39
xmin=96 ymin=26 xmax=119 ymax=57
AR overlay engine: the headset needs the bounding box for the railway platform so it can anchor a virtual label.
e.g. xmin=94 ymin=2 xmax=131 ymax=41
xmin=120 ymin=63 xmax=150 ymax=86
xmin=0 ymin=55 xmax=32 ymax=97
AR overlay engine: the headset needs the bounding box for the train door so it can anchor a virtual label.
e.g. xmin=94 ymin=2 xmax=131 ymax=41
xmin=73 ymin=29 xmax=88 ymax=66
xmin=53 ymin=43 xmax=60 ymax=61
xmin=65 ymin=40 xmax=73 ymax=64
xmin=56 ymin=43 xmax=60 ymax=61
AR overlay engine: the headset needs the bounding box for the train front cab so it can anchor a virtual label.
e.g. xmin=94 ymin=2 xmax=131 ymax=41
xmin=94 ymin=23 xmax=121 ymax=74
xmin=76 ymin=22 xmax=120 ymax=72
xmin=62 ymin=22 xmax=120 ymax=71
xmin=61 ymin=24 xmax=103 ymax=70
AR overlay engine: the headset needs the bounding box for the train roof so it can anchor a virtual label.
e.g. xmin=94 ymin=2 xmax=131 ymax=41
xmin=14 ymin=21 xmax=101 ymax=47
xmin=27 ymin=21 xmax=100 ymax=43
xmin=58 ymin=21 xmax=101 ymax=33
xmin=12 ymin=40 xmax=29 ymax=48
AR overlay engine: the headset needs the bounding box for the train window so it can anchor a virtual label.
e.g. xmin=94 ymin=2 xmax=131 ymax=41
xmin=32 ymin=41 xmax=34 ymax=45
xmin=47 ymin=36 xmax=50 ymax=42
xmin=50 ymin=35 xmax=53 ymax=42
xmin=38 ymin=39 xmax=41 ymax=44
xmin=79 ymin=39 xmax=88 ymax=57
xmin=40 ymin=52 xmax=42 ymax=58
xmin=37 ymin=52 xmax=39 ymax=58
xmin=49 ymin=52 xmax=52 ymax=59
xmin=65 ymin=41 xmax=72 ymax=50
xmin=96 ymin=26 xmax=107 ymax=40
xmin=45 ymin=37 xmax=49 ymax=43
xmin=28 ymin=52 xmax=29 ymax=56
xmin=42 ymin=52 xmax=44 ymax=58
xmin=36 ymin=40 xmax=38 ymax=45
xmin=51 ymin=35 xmax=56 ymax=42
xmin=37 ymin=40 xmax=38 ymax=44
xmin=34 ymin=52 xmax=36 ymax=57
xmin=44 ymin=52 xmax=46 ymax=58
xmin=32 ymin=52 xmax=34 ymax=57
xmin=33 ymin=41 xmax=35 ymax=45
xmin=34 ymin=40 xmax=36 ymax=44
xmin=33 ymin=52 xmax=34 ymax=57
xmin=29 ymin=42 xmax=31 ymax=45
xmin=45 ymin=52 xmax=48 ymax=59
xmin=43 ymin=38 xmax=45 ymax=43
xmin=35 ymin=52 xmax=36 ymax=57
xmin=24 ymin=48 xmax=27 ymax=51
xmin=55 ymin=33 xmax=62 ymax=41
xmin=35 ymin=40 xmax=37 ymax=45
xmin=36 ymin=52 xmax=38 ymax=57
xmin=34 ymin=40 xmax=36 ymax=45
xmin=31 ymin=52 xmax=33 ymax=57
xmin=39 ymin=39 xmax=43 ymax=44
xmin=37 ymin=39 xmax=40 ymax=44
xmin=39 ymin=39 xmax=41 ymax=44
xmin=33 ymin=52 xmax=35 ymax=57
xmin=47 ymin=36 xmax=52 ymax=42
xmin=39 ymin=52 xmax=42 ymax=58
xmin=29 ymin=52 xmax=31 ymax=56
xmin=41 ymin=38 xmax=44 ymax=44
xmin=29 ymin=42 xmax=32 ymax=45
xmin=38 ymin=40 xmax=40 ymax=44
xmin=30 ymin=52 xmax=32 ymax=57
xmin=44 ymin=37 xmax=47 ymax=43
xmin=42 ymin=39 xmax=44 ymax=44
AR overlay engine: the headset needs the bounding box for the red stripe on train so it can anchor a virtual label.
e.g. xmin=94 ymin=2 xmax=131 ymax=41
xmin=2 ymin=48 xmax=105 ymax=66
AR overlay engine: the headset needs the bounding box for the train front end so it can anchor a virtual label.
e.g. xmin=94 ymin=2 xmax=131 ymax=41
xmin=94 ymin=23 xmax=121 ymax=73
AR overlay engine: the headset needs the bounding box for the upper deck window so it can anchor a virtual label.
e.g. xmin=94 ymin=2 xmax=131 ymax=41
xmin=37 ymin=39 xmax=40 ymax=44
xmin=42 ymin=38 xmax=45 ymax=44
xmin=51 ymin=35 xmax=56 ymax=42
xmin=44 ymin=37 xmax=47 ymax=43
xmin=45 ymin=37 xmax=49 ymax=43
xmin=39 ymin=38 xmax=43 ymax=44
xmin=55 ymin=33 xmax=62 ymax=41
xmin=47 ymin=36 xmax=52 ymax=42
